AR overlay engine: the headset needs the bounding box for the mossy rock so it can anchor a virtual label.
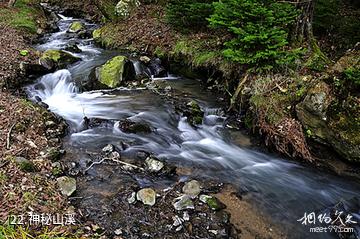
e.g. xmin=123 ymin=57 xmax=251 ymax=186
xmin=39 ymin=49 xmax=80 ymax=70
xmin=92 ymin=28 xmax=102 ymax=41
xmin=96 ymin=55 xmax=136 ymax=88
xmin=68 ymin=21 xmax=84 ymax=33
xmin=13 ymin=157 xmax=35 ymax=172
xmin=296 ymin=81 xmax=360 ymax=162
xmin=330 ymin=50 xmax=360 ymax=74
xmin=183 ymin=100 xmax=204 ymax=126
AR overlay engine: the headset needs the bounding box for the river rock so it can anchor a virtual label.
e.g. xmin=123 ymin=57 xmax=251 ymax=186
xmin=136 ymin=188 xmax=156 ymax=206
xmin=64 ymin=42 xmax=82 ymax=53
xmin=39 ymin=49 xmax=80 ymax=71
xmin=14 ymin=157 xmax=35 ymax=172
xmin=57 ymin=176 xmax=76 ymax=196
xmin=184 ymin=100 xmax=204 ymax=126
xmin=182 ymin=180 xmax=201 ymax=198
xmin=173 ymin=195 xmax=195 ymax=211
xmin=92 ymin=56 xmax=136 ymax=89
xmin=19 ymin=62 xmax=51 ymax=78
xmin=139 ymin=56 xmax=151 ymax=64
xmin=199 ymin=195 xmax=225 ymax=211
xmin=102 ymin=144 xmax=115 ymax=154
xmin=68 ymin=21 xmax=85 ymax=33
xmin=118 ymin=119 xmax=152 ymax=134
xmin=115 ymin=0 xmax=140 ymax=19
xmin=145 ymin=156 xmax=164 ymax=173
xmin=148 ymin=58 xmax=167 ymax=78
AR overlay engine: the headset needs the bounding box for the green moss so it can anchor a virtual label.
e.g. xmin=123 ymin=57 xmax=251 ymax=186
xmin=93 ymin=28 xmax=102 ymax=40
xmin=154 ymin=46 xmax=166 ymax=58
xmin=69 ymin=21 xmax=84 ymax=33
xmin=305 ymin=40 xmax=331 ymax=72
xmin=0 ymin=0 xmax=43 ymax=34
xmin=99 ymin=56 xmax=127 ymax=88
xmin=41 ymin=50 xmax=62 ymax=62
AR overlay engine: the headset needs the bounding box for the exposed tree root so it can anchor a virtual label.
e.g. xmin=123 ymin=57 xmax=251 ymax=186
xmin=257 ymin=111 xmax=314 ymax=162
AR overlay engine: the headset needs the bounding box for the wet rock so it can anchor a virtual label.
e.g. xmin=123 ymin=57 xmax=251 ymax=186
xmin=14 ymin=157 xmax=35 ymax=172
xmin=102 ymin=144 xmax=115 ymax=154
xmin=87 ymin=56 xmax=136 ymax=89
xmin=182 ymin=180 xmax=201 ymax=198
xmin=148 ymin=58 xmax=167 ymax=78
xmin=64 ymin=42 xmax=82 ymax=53
xmin=183 ymin=100 xmax=204 ymax=126
xmin=139 ymin=56 xmax=151 ymax=64
xmin=145 ymin=156 xmax=164 ymax=173
xmin=115 ymin=0 xmax=141 ymax=19
xmin=136 ymin=188 xmax=156 ymax=206
xmin=39 ymin=49 xmax=80 ymax=71
xmin=118 ymin=119 xmax=152 ymax=134
xmin=68 ymin=21 xmax=85 ymax=33
xmin=173 ymin=195 xmax=195 ymax=211
xmin=136 ymin=151 xmax=150 ymax=160
xmin=57 ymin=176 xmax=76 ymax=196
xmin=19 ymin=62 xmax=51 ymax=78
xmin=199 ymin=195 xmax=225 ymax=211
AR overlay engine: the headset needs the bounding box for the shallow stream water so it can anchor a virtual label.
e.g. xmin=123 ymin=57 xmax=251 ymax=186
xmin=26 ymin=16 xmax=360 ymax=239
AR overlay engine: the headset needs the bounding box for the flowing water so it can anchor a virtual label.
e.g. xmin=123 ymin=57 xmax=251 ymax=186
xmin=26 ymin=16 xmax=360 ymax=239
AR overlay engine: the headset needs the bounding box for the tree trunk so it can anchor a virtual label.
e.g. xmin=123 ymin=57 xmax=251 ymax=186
xmin=8 ymin=0 xmax=16 ymax=7
xmin=290 ymin=0 xmax=315 ymax=45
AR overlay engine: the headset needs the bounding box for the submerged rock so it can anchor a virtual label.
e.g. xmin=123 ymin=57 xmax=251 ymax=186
xmin=57 ymin=176 xmax=76 ymax=196
xmin=115 ymin=0 xmax=140 ymax=19
xmin=136 ymin=188 xmax=156 ymax=206
xmin=182 ymin=180 xmax=201 ymax=198
xmin=39 ymin=49 xmax=80 ymax=71
xmin=118 ymin=119 xmax=152 ymax=134
xmin=173 ymin=195 xmax=195 ymax=211
xmin=68 ymin=21 xmax=85 ymax=33
xmin=92 ymin=56 xmax=136 ymax=89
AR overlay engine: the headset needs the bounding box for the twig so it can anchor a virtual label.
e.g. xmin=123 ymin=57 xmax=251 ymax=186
xmin=108 ymin=158 xmax=145 ymax=171
xmin=83 ymin=158 xmax=106 ymax=173
xmin=6 ymin=122 xmax=16 ymax=150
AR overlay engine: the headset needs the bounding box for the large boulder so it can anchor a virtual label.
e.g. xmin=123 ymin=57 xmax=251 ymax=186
xmin=115 ymin=0 xmax=140 ymax=19
xmin=89 ymin=56 xmax=136 ymax=89
xmin=296 ymin=81 xmax=360 ymax=162
xmin=39 ymin=49 xmax=80 ymax=71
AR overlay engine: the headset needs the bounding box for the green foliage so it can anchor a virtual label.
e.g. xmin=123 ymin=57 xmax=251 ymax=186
xmin=208 ymin=0 xmax=300 ymax=71
xmin=313 ymin=0 xmax=360 ymax=49
xmin=19 ymin=50 xmax=29 ymax=56
xmin=166 ymin=0 xmax=214 ymax=30
xmin=344 ymin=67 xmax=360 ymax=85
